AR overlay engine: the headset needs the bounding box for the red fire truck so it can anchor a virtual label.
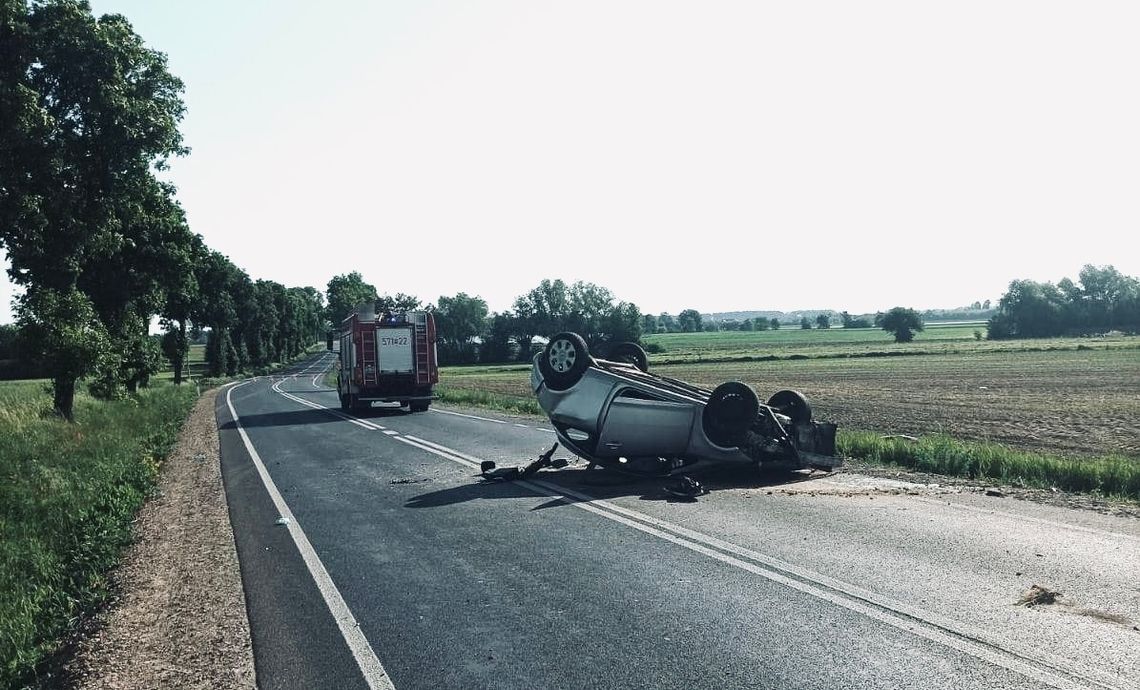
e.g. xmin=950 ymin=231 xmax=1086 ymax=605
xmin=336 ymin=306 xmax=439 ymax=412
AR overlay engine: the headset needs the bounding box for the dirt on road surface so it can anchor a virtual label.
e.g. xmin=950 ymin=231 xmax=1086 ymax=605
xmin=58 ymin=388 xmax=255 ymax=690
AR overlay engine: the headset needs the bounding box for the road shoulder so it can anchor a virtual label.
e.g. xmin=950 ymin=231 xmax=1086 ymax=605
xmin=61 ymin=387 xmax=256 ymax=689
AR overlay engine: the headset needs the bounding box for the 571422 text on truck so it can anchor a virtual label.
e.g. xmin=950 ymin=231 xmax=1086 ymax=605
xmin=335 ymin=306 xmax=439 ymax=412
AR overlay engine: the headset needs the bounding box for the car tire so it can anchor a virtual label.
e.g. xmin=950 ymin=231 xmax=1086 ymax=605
xmin=703 ymin=381 xmax=759 ymax=447
xmin=410 ymin=400 xmax=430 ymax=412
xmin=608 ymin=342 xmax=649 ymax=372
xmin=767 ymin=389 xmax=812 ymax=425
xmin=539 ymin=332 xmax=592 ymax=390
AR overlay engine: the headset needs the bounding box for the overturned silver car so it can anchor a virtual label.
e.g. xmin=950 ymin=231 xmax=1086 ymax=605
xmin=531 ymin=332 xmax=841 ymax=475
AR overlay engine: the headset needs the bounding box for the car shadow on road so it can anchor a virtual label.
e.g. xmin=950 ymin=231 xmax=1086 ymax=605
xmin=404 ymin=476 xmax=558 ymax=509
xmin=403 ymin=464 xmax=836 ymax=511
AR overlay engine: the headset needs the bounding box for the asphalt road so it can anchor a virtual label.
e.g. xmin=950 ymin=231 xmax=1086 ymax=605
xmin=217 ymin=352 xmax=1140 ymax=690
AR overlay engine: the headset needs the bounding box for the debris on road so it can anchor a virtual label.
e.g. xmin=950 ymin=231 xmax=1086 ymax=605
xmin=1017 ymin=584 xmax=1061 ymax=607
xmin=480 ymin=443 xmax=569 ymax=481
xmin=985 ymin=489 xmax=1005 ymax=497
xmin=665 ymin=476 xmax=707 ymax=501
xmin=274 ymin=517 xmax=290 ymax=526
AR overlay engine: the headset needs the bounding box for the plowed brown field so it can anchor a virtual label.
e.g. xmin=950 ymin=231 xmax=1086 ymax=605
xmin=442 ymin=348 xmax=1140 ymax=458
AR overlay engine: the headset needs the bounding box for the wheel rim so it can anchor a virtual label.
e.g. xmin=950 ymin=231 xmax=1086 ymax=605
xmin=548 ymin=338 xmax=577 ymax=373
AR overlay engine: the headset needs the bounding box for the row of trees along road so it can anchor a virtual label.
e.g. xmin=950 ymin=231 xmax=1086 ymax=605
xmin=0 ymin=1 xmax=324 ymax=418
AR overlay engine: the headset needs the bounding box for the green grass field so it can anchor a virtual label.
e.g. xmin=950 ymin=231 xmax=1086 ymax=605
xmin=640 ymin=322 xmax=1137 ymax=362
xmin=0 ymin=380 xmax=198 ymax=687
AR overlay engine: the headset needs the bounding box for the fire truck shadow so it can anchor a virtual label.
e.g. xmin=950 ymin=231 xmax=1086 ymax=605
xmin=221 ymin=409 xmax=350 ymax=429
xmin=349 ymin=405 xmax=414 ymax=419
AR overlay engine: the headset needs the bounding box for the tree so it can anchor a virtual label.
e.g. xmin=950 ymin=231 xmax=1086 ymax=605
xmin=17 ymin=287 xmax=112 ymax=419
xmin=159 ymin=232 xmax=206 ymax=384
xmin=641 ymin=313 xmax=658 ymax=334
xmin=1 ymin=1 xmax=188 ymax=418
xmin=800 ymin=317 xmax=812 ymax=329
xmin=815 ymin=314 xmax=831 ymax=329
xmin=511 ymin=279 xmax=642 ymax=352
xmin=658 ymin=313 xmax=677 ymax=333
xmin=769 ymin=318 xmax=780 ymax=330
xmin=603 ymin=301 xmax=643 ymax=343
xmin=880 ymin=307 xmax=924 ymax=343
xmin=480 ymin=312 xmax=515 ymax=363
xmin=986 ymin=279 xmax=1065 ymax=339
xmin=325 ymin=272 xmax=377 ymax=325
xmin=739 ymin=318 xmax=753 ymax=331
xmin=755 ymin=317 xmax=770 ymax=331
xmin=376 ymin=292 xmax=421 ymax=314
xmin=677 ymin=309 xmax=702 ymax=333
xmin=841 ymin=311 xmax=872 ymax=328
xmin=434 ymin=293 xmax=488 ymax=364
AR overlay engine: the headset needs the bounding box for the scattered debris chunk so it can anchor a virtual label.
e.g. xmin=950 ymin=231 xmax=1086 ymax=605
xmin=985 ymin=489 xmax=1005 ymax=497
xmin=881 ymin=434 xmax=919 ymax=441
xmin=1017 ymin=584 xmax=1061 ymax=607
xmin=274 ymin=517 xmax=290 ymax=526
xmin=390 ymin=477 xmax=431 ymax=485
xmin=480 ymin=443 xmax=568 ymax=481
xmin=665 ymin=476 xmax=707 ymax=501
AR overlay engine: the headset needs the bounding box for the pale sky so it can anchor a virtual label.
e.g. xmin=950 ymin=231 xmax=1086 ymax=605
xmin=3 ymin=0 xmax=1138 ymax=323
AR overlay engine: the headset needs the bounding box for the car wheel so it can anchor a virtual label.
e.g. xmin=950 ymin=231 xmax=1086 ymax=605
xmin=767 ymin=390 xmax=812 ymax=425
xmin=410 ymin=400 xmax=430 ymax=412
xmin=608 ymin=342 xmax=649 ymax=372
xmin=703 ymin=381 xmax=759 ymax=446
xmin=539 ymin=332 xmax=592 ymax=390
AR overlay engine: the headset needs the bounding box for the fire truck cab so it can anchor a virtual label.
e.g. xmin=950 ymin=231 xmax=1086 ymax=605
xmin=336 ymin=305 xmax=439 ymax=412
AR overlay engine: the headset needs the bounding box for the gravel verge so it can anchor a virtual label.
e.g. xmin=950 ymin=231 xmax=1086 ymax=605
xmin=56 ymin=388 xmax=255 ymax=689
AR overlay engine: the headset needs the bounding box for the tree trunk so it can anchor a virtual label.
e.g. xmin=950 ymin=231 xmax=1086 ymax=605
xmin=173 ymin=320 xmax=186 ymax=385
xmin=53 ymin=377 xmax=77 ymax=421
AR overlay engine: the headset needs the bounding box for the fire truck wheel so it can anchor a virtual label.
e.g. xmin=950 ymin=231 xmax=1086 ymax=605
xmin=411 ymin=400 xmax=430 ymax=412
xmin=539 ymin=332 xmax=592 ymax=391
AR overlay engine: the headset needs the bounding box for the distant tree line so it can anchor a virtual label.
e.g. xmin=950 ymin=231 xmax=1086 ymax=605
xmin=326 ymin=275 xmax=646 ymax=366
xmin=987 ymin=265 xmax=1139 ymax=339
xmin=0 ymin=1 xmax=323 ymax=417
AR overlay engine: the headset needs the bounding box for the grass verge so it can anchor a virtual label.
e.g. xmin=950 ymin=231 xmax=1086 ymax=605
xmin=838 ymin=431 xmax=1140 ymax=499
xmin=0 ymin=382 xmax=198 ymax=688
xmin=434 ymin=386 xmax=542 ymax=416
xmin=432 ymin=387 xmax=1140 ymax=499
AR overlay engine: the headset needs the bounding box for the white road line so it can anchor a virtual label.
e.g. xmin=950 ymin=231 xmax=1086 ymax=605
xmin=430 ymin=408 xmax=507 ymax=424
xmin=271 ymin=380 xmax=382 ymax=431
xmin=258 ymin=381 xmax=1124 ymax=688
xmin=383 ymin=430 xmax=399 ymax=436
xmin=513 ymin=423 xmax=529 ymax=428
xmin=394 ymin=436 xmax=476 ymax=466
xmin=387 ymin=432 xmax=1119 ymax=690
xmin=225 ymin=382 xmax=395 ymax=690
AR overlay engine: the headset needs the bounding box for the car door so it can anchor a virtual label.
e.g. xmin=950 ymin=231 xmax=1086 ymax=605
xmin=595 ymin=388 xmax=696 ymax=458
